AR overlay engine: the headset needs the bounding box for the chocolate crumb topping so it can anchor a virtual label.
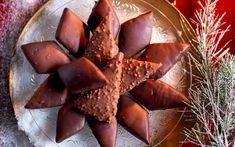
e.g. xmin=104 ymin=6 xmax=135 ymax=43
xmin=74 ymin=53 xmax=123 ymax=122
xmin=85 ymin=12 xmax=119 ymax=68
xmin=120 ymin=58 xmax=162 ymax=94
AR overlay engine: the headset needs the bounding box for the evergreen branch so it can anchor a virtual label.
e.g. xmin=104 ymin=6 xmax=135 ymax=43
xmin=184 ymin=0 xmax=235 ymax=146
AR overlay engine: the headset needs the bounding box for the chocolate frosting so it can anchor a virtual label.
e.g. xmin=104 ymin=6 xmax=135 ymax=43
xmin=25 ymin=74 xmax=69 ymax=109
xmin=88 ymin=117 xmax=117 ymax=147
xmin=85 ymin=12 xmax=119 ymax=68
xmin=141 ymin=43 xmax=190 ymax=79
xmin=87 ymin=0 xmax=120 ymax=38
xmin=58 ymin=57 xmax=108 ymax=94
xmin=119 ymin=11 xmax=153 ymax=58
xmin=21 ymin=41 xmax=70 ymax=74
xmin=74 ymin=53 xmax=123 ymax=122
xmin=130 ymin=80 xmax=189 ymax=110
xmin=56 ymin=8 xmax=89 ymax=55
xmin=120 ymin=58 xmax=162 ymax=94
xmin=117 ymin=95 xmax=150 ymax=144
xmin=56 ymin=103 xmax=86 ymax=143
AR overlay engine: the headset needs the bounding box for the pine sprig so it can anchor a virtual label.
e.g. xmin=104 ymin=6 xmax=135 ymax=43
xmin=184 ymin=0 xmax=235 ymax=146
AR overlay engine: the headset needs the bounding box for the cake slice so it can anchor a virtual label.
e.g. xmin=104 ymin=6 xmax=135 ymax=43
xmin=56 ymin=103 xmax=86 ymax=143
xmin=88 ymin=117 xmax=117 ymax=147
xmin=117 ymin=95 xmax=150 ymax=145
xmin=74 ymin=53 xmax=123 ymax=122
xmin=119 ymin=11 xmax=153 ymax=58
xmin=84 ymin=12 xmax=119 ymax=68
xmin=141 ymin=43 xmax=190 ymax=79
xmin=22 ymin=41 xmax=70 ymax=74
xmin=56 ymin=8 xmax=89 ymax=56
xmin=88 ymin=0 xmax=120 ymax=38
xmin=130 ymin=80 xmax=189 ymax=110
xmin=120 ymin=58 xmax=162 ymax=94
xmin=25 ymin=74 xmax=69 ymax=109
xmin=58 ymin=57 xmax=108 ymax=94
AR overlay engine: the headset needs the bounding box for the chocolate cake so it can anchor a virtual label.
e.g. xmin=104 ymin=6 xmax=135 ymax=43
xmin=119 ymin=11 xmax=153 ymax=58
xmin=25 ymin=74 xmax=69 ymax=109
xmin=88 ymin=117 xmax=117 ymax=147
xmin=141 ymin=43 xmax=190 ymax=79
xmin=74 ymin=53 xmax=123 ymax=122
xmin=58 ymin=57 xmax=108 ymax=94
xmin=130 ymin=80 xmax=189 ymax=110
xmin=85 ymin=12 xmax=119 ymax=68
xmin=117 ymin=95 xmax=150 ymax=144
xmin=56 ymin=8 xmax=89 ymax=55
xmin=56 ymin=103 xmax=86 ymax=143
xmin=87 ymin=0 xmax=120 ymax=38
xmin=21 ymin=41 xmax=70 ymax=74
xmin=21 ymin=2 xmax=191 ymax=145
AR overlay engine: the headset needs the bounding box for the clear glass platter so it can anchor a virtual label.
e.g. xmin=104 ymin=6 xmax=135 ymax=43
xmin=10 ymin=0 xmax=195 ymax=146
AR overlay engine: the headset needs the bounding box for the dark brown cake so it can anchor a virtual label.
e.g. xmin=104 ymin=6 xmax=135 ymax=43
xmin=25 ymin=74 xmax=69 ymax=109
xmin=117 ymin=95 xmax=150 ymax=144
xmin=58 ymin=57 xmax=108 ymax=94
xmin=21 ymin=41 xmax=70 ymax=74
xmin=56 ymin=8 xmax=89 ymax=55
xmin=119 ymin=11 xmax=153 ymax=58
xmin=56 ymin=103 xmax=86 ymax=143
xmin=88 ymin=116 xmax=117 ymax=147
xmin=130 ymin=80 xmax=189 ymax=110
xmin=141 ymin=43 xmax=190 ymax=79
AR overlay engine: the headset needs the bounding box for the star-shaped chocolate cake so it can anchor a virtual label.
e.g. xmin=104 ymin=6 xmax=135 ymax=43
xmin=21 ymin=0 xmax=190 ymax=146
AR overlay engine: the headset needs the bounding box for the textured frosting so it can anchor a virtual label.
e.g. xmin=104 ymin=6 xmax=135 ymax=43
xmin=74 ymin=53 xmax=123 ymax=122
xmin=120 ymin=58 xmax=162 ymax=94
xmin=85 ymin=12 xmax=119 ymax=68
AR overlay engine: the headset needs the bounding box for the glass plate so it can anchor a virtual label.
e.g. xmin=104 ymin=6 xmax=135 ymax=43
xmin=10 ymin=0 xmax=195 ymax=146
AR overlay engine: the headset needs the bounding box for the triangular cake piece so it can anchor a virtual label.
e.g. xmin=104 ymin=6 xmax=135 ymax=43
xmin=22 ymin=41 xmax=70 ymax=74
xmin=130 ymin=80 xmax=189 ymax=110
xmin=141 ymin=43 xmax=190 ymax=79
xmin=117 ymin=95 xmax=150 ymax=144
xmin=25 ymin=74 xmax=69 ymax=109
xmin=74 ymin=53 xmax=123 ymax=122
xmin=56 ymin=103 xmax=86 ymax=143
xmin=87 ymin=0 xmax=120 ymax=38
xmin=58 ymin=57 xmax=108 ymax=94
xmin=119 ymin=11 xmax=153 ymax=58
xmin=120 ymin=58 xmax=162 ymax=94
xmin=56 ymin=8 xmax=89 ymax=56
xmin=88 ymin=117 xmax=117 ymax=147
xmin=84 ymin=12 xmax=119 ymax=68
